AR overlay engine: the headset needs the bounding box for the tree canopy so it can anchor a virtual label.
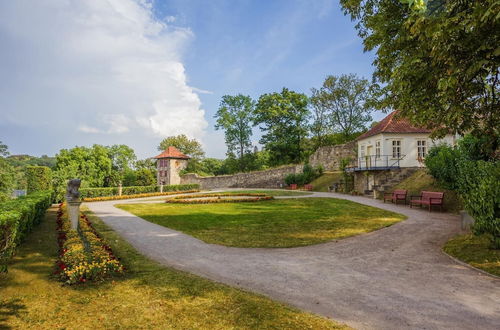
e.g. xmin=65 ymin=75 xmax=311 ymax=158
xmin=310 ymin=74 xmax=374 ymax=146
xmin=254 ymin=88 xmax=310 ymax=166
xmin=158 ymin=134 xmax=205 ymax=160
xmin=341 ymin=0 xmax=500 ymax=150
xmin=214 ymin=94 xmax=255 ymax=171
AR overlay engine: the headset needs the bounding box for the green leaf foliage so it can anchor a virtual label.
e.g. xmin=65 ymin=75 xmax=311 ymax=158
xmin=0 ymin=190 xmax=52 ymax=272
xmin=214 ymin=94 xmax=255 ymax=171
xmin=26 ymin=166 xmax=52 ymax=194
xmin=341 ymin=0 xmax=500 ymax=151
xmin=78 ymin=184 xmax=200 ymax=199
xmin=254 ymin=88 xmax=310 ymax=166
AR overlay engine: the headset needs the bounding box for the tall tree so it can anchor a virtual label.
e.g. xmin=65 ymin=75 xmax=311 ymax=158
xmin=310 ymin=74 xmax=374 ymax=141
xmin=107 ymin=145 xmax=136 ymax=173
xmin=254 ymin=88 xmax=310 ymax=166
xmin=214 ymin=94 xmax=255 ymax=171
xmin=341 ymin=0 xmax=500 ymax=151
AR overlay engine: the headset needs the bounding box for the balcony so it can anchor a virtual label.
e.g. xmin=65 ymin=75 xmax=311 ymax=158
xmin=345 ymin=155 xmax=405 ymax=172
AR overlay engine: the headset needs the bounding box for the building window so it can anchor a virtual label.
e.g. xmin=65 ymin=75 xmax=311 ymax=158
xmin=417 ymin=140 xmax=427 ymax=159
xmin=375 ymin=140 xmax=381 ymax=159
xmin=392 ymin=140 xmax=401 ymax=158
xmin=360 ymin=145 xmax=365 ymax=158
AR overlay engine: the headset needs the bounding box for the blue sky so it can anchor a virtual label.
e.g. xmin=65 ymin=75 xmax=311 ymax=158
xmin=0 ymin=0 xmax=380 ymax=159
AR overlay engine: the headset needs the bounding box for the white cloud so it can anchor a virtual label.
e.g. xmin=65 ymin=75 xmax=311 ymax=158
xmin=0 ymin=0 xmax=207 ymax=142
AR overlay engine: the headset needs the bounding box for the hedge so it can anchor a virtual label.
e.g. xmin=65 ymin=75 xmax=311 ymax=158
xmin=82 ymin=190 xmax=200 ymax=202
xmin=26 ymin=166 xmax=52 ymax=194
xmin=78 ymin=184 xmax=200 ymax=199
xmin=0 ymin=190 xmax=53 ymax=272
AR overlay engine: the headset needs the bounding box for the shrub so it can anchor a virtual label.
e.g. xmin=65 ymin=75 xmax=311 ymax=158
xmin=0 ymin=190 xmax=52 ymax=272
xmin=26 ymin=166 xmax=52 ymax=194
xmin=425 ymin=144 xmax=460 ymax=189
xmin=82 ymin=190 xmax=200 ymax=202
xmin=456 ymin=160 xmax=500 ymax=249
xmin=78 ymin=184 xmax=200 ymax=199
xmin=284 ymin=165 xmax=323 ymax=186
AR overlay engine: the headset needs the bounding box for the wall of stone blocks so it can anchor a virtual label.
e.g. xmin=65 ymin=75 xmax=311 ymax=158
xmin=180 ymin=164 xmax=304 ymax=190
xmin=308 ymin=141 xmax=357 ymax=171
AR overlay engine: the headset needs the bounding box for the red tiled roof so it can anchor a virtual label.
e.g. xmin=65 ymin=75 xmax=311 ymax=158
xmin=357 ymin=111 xmax=432 ymax=140
xmin=153 ymin=146 xmax=190 ymax=159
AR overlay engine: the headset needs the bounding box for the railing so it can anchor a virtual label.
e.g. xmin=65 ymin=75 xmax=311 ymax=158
xmin=346 ymin=155 xmax=405 ymax=172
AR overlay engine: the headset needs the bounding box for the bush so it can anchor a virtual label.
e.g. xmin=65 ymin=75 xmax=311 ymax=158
xmin=424 ymin=144 xmax=460 ymax=189
xmin=425 ymin=135 xmax=500 ymax=248
xmin=285 ymin=165 xmax=323 ymax=186
xmin=78 ymin=184 xmax=200 ymax=199
xmin=0 ymin=190 xmax=52 ymax=272
xmin=456 ymin=160 xmax=500 ymax=249
xmin=26 ymin=166 xmax=52 ymax=194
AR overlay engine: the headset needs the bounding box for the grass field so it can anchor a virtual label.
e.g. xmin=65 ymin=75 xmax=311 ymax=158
xmin=118 ymin=198 xmax=405 ymax=248
xmin=444 ymin=233 xmax=500 ymax=277
xmin=0 ymin=207 xmax=346 ymax=329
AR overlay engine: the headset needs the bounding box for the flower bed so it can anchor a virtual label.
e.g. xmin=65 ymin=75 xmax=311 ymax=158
xmin=56 ymin=203 xmax=123 ymax=284
xmin=165 ymin=193 xmax=274 ymax=204
xmin=82 ymin=190 xmax=200 ymax=202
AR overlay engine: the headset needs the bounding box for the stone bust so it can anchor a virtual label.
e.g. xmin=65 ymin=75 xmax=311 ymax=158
xmin=65 ymin=179 xmax=81 ymax=202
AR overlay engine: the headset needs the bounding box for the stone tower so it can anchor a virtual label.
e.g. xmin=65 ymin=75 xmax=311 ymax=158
xmin=153 ymin=146 xmax=190 ymax=185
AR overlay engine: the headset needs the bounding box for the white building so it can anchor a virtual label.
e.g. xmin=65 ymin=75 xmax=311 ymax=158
xmin=353 ymin=111 xmax=457 ymax=170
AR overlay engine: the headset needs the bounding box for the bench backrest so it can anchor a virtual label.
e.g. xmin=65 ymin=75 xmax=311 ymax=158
xmin=393 ymin=189 xmax=407 ymax=197
xmin=421 ymin=191 xmax=444 ymax=202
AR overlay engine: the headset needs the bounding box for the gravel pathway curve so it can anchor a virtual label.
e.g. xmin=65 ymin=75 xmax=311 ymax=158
xmin=86 ymin=191 xmax=500 ymax=330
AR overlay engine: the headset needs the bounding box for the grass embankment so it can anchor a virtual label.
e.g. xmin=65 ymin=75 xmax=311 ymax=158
xmin=118 ymin=198 xmax=405 ymax=248
xmin=0 ymin=207 xmax=346 ymax=329
xmin=309 ymin=172 xmax=343 ymax=192
xmin=444 ymin=234 xmax=500 ymax=277
xmin=390 ymin=169 xmax=462 ymax=212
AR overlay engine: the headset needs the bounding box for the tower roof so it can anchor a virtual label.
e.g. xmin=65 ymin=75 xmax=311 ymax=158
xmin=357 ymin=111 xmax=432 ymax=140
xmin=153 ymin=146 xmax=190 ymax=159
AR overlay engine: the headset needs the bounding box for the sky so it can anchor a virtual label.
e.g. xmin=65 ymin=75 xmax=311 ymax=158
xmin=0 ymin=0 xmax=379 ymax=160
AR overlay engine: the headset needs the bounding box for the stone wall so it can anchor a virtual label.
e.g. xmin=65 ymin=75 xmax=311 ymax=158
xmin=180 ymin=165 xmax=304 ymax=190
xmin=308 ymin=141 xmax=356 ymax=171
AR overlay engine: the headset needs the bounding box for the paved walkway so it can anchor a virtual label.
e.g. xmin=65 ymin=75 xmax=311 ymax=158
xmin=86 ymin=191 xmax=500 ymax=330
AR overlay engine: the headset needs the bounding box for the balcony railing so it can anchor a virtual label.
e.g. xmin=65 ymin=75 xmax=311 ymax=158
xmin=345 ymin=155 xmax=405 ymax=172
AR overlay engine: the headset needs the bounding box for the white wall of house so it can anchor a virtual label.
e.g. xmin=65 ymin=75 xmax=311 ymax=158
xmin=357 ymin=133 xmax=456 ymax=168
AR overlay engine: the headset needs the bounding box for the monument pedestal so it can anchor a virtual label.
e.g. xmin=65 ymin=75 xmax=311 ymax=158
xmin=67 ymin=200 xmax=82 ymax=230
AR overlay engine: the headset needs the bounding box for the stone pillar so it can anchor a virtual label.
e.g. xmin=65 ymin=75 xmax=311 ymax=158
xmin=67 ymin=200 xmax=82 ymax=230
xmin=118 ymin=183 xmax=123 ymax=196
xmin=160 ymin=183 xmax=163 ymax=193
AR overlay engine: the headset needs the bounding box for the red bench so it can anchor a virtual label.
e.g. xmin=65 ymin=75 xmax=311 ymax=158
xmin=304 ymin=184 xmax=313 ymax=191
xmin=384 ymin=189 xmax=407 ymax=205
xmin=410 ymin=191 xmax=444 ymax=212
xmin=288 ymin=184 xmax=298 ymax=190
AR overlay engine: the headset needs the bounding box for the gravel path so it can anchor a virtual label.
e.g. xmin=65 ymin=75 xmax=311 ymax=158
xmin=86 ymin=191 xmax=500 ymax=330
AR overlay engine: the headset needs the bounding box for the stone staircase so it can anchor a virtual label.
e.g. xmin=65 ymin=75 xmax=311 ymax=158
xmin=367 ymin=168 xmax=420 ymax=197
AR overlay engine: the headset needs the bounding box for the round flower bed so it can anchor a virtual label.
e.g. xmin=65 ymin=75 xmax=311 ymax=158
xmin=165 ymin=193 xmax=274 ymax=204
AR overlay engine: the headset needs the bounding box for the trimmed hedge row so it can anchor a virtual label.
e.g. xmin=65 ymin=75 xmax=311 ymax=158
xmin=0 ymin=190 xmax=53 ymax=272
xmin=79 ymin=184 xmax=200 ymax=199
xmin=56 ymin=204 xmax=123 ymax=284
xmin=82 ymin=190 xmax=200 ymax=202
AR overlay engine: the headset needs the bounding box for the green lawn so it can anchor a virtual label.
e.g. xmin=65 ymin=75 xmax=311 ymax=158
xmin=118 ymin=198 xmax=405 ymax=248
xmin=443 ymin=234 xmax=500 ymax=277
xmin=0 ymin=207 xmax=346 ymax=329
